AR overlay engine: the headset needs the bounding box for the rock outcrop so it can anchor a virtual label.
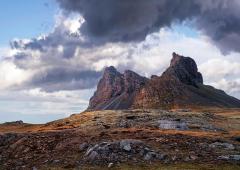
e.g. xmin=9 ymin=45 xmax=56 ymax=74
xmin=3 ymin=120 xmax=24 ymax=125
xmin=83 ymin=139 xmax=166 ymax=164
xmin=88 ymin=53 xmax=240 ymax=110
xmin=164 ymin=52 xmax=203 ymax=86
xmin=88 ymin=66 xmax=148 ymax=110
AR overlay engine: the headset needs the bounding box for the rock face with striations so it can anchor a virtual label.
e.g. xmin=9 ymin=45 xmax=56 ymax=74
xmin=88 ymin=66 xmax=148 ymax=110
xmin=88 ymin=53 xmax=240 ymax=110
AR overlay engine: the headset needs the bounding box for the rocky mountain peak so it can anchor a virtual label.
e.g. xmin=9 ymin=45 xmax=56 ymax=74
xmin=104 ymin=66 xmax=118 ymax=74
xmin=88 ymin=66 xmax=148 ymax=110
xmin=164 ymin=52 xmax=203 ymax=86
xmin=170 ymin=52 xmax=183 ymax=67
xmin=123 ymin=70 xmax=148 ymax=94
xmin=103 ymin=66 xmax=121 ymax=79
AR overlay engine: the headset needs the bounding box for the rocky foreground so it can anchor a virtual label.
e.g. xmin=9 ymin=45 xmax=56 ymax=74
xmin=0 ymin=108 xmax=240 ymax=169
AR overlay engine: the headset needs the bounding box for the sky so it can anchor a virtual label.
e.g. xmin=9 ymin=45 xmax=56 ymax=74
xmin=0 ymin=0 xmax=240 ymax=123
xmin=0 ymin=0 xmax=57 ymax=46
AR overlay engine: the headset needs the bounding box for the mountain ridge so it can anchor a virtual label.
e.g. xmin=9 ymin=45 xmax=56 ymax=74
xmin=88 ymin=53 xmax=240 ymax=110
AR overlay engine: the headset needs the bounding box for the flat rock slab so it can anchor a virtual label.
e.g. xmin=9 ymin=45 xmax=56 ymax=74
xmin=158 ymin=120 xmax=188 ymax=130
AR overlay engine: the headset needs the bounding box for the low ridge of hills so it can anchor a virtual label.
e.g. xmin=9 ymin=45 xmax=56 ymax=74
xmin=88 ymin=52 xmax=240 ymax=110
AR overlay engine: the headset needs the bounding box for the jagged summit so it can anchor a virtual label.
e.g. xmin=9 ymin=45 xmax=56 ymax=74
xmin=88 ymin=53 xmax=240 ymax=110
xmin=104 ymin=66 xmax=119 ymax=75
xmin=164 ymin=52 xmax=203 ymax=86
xmin=170 ymin=52 xmax=186 ymax=67
xmin=88 ymin=66 xmax=148 ymax=110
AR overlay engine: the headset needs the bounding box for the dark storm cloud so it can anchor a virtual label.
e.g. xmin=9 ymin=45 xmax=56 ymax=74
xmin=8 ymin=21 xmax=106 ymax=92
xmin=195 ymin=1 xmax=240 ymax=53
xmin=57 ymin=0 xmax=200 ymax=41
xmin=26 ymin=68 xmax=102 ymax=92
xmin=11 ymin=28 xmax=78 ymax=53
xmin=10 ymin=20 xmax=96 ymax=59
xmin=57 ymin=0 xmax=240 ymax=53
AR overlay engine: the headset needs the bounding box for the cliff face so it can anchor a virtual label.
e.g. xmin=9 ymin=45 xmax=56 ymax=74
xmin=88 ymin=53 xmax=240 ymax=110
xmin=165 ymin=52 xmax=203 ymax=86
xmin=88 ymin=66 xmax=148 ymax=110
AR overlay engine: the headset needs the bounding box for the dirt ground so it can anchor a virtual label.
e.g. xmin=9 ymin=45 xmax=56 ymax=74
xmin=0 ymin=108 xmax=239 ymax=170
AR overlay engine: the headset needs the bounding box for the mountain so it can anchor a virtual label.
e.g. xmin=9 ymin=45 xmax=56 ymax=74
xmin=88 ymin=66 xmax=148 ymax=110
xmin=88 ymin=53 xmax=240 ymax=110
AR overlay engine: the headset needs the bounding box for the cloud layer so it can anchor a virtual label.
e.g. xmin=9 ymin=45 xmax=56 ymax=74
xmin=57 ymin=0 xmax=240 ymax=53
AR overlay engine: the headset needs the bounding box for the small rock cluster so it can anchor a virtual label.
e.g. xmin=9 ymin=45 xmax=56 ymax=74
xmin=209 ymin=142 xmax=235 ymax=150
xmin=82 ymin=139 xmax=166 ymax=165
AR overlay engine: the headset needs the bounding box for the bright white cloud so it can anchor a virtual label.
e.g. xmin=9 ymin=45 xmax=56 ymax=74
xmin=0 ymin=61 xmax=33 ymax=89
xmin=200 ymin=59 xmax=240 ymax=80
xmin=0 ymin=88 xmax=93 ymax=118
